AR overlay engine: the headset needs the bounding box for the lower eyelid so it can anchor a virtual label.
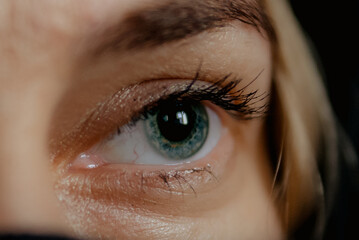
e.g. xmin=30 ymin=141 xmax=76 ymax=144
xmin=58 ymin=120 xmax=235 ymax=208
xmin=53 ymin=106 xmax=251 ymax=240
xmin=67 ymin=164 xmax=216 ymax=202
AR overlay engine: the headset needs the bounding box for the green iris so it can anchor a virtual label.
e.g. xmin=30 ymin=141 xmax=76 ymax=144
xmin=143 ymin=100 xmax=209 ymax=160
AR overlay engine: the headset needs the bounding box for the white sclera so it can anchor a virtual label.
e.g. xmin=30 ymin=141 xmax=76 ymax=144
xmin=96 ymin=105 xmax=221 ymax=165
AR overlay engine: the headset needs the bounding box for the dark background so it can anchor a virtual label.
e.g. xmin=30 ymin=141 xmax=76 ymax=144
xmin=289 ymin=1 xmax=359 ymax=239
xmin=289 ymin=0 xmax=359 ymax=153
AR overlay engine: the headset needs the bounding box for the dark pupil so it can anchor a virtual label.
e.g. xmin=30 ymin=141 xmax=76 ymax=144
xmin=157 ymin=102 xmax=196 ymax=142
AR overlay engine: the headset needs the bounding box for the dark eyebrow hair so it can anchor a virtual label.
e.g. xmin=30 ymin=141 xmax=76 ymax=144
xmin=95 ymin=0 xmax=275 ymax=54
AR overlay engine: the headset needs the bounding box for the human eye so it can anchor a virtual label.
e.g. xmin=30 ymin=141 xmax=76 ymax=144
xmin=71 ymin=73 xmax=266 ymax=170
xmin=51 ymin=69 xmax=270 ymax=239
xmin=78 ymin=98 xmax=220 ymax=166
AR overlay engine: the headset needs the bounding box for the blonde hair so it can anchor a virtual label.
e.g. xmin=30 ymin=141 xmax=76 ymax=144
xmin=263 ymin=0 xmax=339 ymax=237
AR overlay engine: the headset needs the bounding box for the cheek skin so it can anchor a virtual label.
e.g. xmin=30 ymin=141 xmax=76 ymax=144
xmin=223 ymin=120 xmax=283 ymax=240
xmin=54 ymin=113 xmax=283 ymax=239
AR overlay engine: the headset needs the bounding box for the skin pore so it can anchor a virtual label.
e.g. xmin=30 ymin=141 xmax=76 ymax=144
xmin=0 ymin=0 xmax=283 ymax=239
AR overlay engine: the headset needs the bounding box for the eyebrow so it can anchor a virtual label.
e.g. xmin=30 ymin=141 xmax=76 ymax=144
xmin=95 ymin=0 xmax=275 ymax=54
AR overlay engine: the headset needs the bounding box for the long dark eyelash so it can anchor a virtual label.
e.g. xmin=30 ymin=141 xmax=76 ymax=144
xmin=173 ymin=68 xmax=269 ymax=119
xmin=130 ymin=69 xmax=269 ymax=125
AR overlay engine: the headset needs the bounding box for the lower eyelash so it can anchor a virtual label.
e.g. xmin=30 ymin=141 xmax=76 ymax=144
xmin=63 ymin=163 xmax=219 ymax=201
xmin=141 ymin=164 xmax=218 ymax=196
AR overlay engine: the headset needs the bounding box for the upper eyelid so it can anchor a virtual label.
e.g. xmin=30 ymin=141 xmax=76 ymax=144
xmin=134 ymin=74 xmax=268 ymax=123
xmin=108 ymin=68 xmax=268 ymax=134
xmin=51 ymin=72 xmax=266 ymax=163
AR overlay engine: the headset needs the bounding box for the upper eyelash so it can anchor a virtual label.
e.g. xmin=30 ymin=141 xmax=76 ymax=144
xmin=126 ymin=69 xmax=269 ymax=127
xmin=172 ymin=68 xmax=269 ymax=119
